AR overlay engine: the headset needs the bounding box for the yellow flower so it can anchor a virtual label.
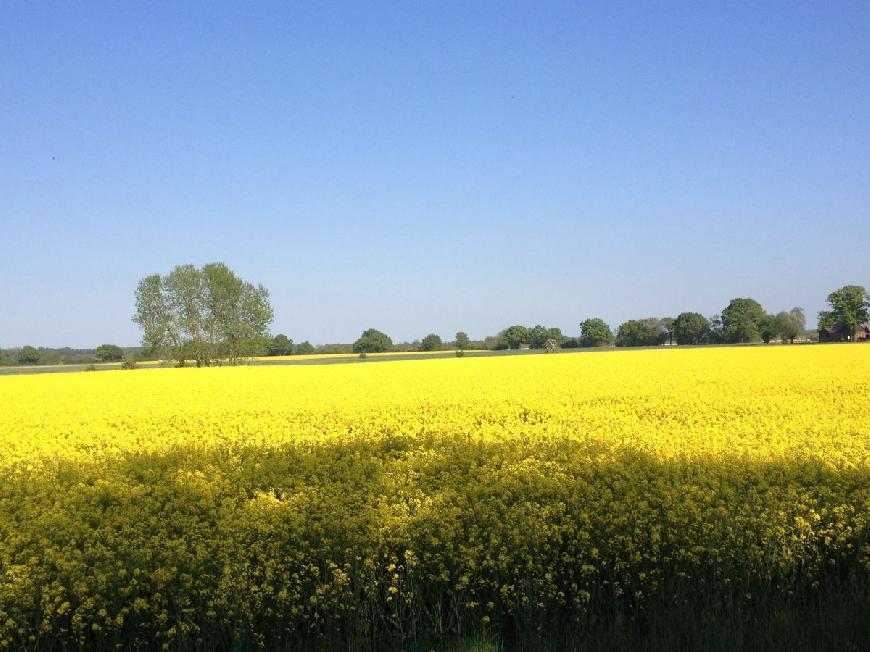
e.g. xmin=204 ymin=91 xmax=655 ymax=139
xmin=0 ymin=346 xmax=866 ymax=646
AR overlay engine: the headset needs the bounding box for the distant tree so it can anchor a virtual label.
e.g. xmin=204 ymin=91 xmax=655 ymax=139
xmin=579 ymin=318 xmax=613 ymax=347
xmin=547 ymin=327 xmax=564 ymax=345
xmin=775 ymin=308 xmax=805 ymax=344
xmin=213 ymin=264 xmax=273 ymax=362
xmin=721 ymin=298 xmax=765 ymax=343
xmin=758 ymin=313 xmax=779 ymax=344
xmin=646 ymin=318 xmax=670 ymax=345
xmin=420 ymin=333 xmax=443 ymax=351
xmin=501 ymin=325 xmax=530 ymax=349
xmin=268 ymin=334 xmax=294 ymax=356
xmin=660 ymin=317 xmax=675 ymax=345
xmin=527 ymin=325 xmax=550 ymax=349
xmin=94 ymin=344 xmax=124 ymax=362
xmin=353 ymin=328 xmax=393 ymax=353
xmin=545 ymin=338 xmax=559 ymax=353
xmin=17 ymin=346 xmax=40 ymax=365
xmin=318 ymin=343 xmax=353 ymax=354
xmin=818 ymin=285 xmax=870 ymax=340
xmin=134 ymin=273 xmax=176 ymax=358
xmin=524 ymin=325 xmax=564 ymax=349
xmin=455 ymin=331 xmax=470 ymax=350
xmin=615 ymin=319 xmax=660 ymax=347
xmin=484 ymin=334 xmax=505 ymax=350
xmin=789 ymin=307 xmax=806 ymax=333
xmin=707 ymin=314 xmax=726 ymax=343
xmin=672 ymin=312 xmax=710 ymax=345
xmin=295 ymin=341 xmax=316 ymax=355
xmin=615 ymin=320 xmax=642 ymax=347
xmin=133 ymin=262 xmax=273 ymax=366
xmin=39 ymin=350 xmax=62 ymax=365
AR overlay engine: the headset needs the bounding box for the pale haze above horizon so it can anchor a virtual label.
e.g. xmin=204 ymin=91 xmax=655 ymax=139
xmin=2 ymin=2 xmax=869 ymax=348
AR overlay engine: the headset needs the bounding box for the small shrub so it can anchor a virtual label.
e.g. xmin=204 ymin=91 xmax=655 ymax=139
xmin=358 ymin=352 xmax=367 ymax=359
xmin=455 ymin=349 xmax=465 ymax=357
xmin=84 ymin=364 xmax=97 ymax=372
xmin=121 ymin=356 xmax=137 ymax=370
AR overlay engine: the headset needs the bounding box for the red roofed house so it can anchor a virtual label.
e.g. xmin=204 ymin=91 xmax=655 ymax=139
xmin=818 ymin=322 xmax=870 ymax=342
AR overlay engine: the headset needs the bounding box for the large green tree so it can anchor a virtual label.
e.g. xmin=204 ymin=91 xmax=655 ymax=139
xmin=268 ymin=334 xmax=294 ymax=356
xmin=353 ymin=328 xmax=393 ymax=353
xmin=547 ymin=327 xmax=564 ymax=345
xmin=758 ymin=313 xmax=778 ymax=344
xmin=579 ymin=318 xmax=613 ymax=347
xmin=615 ymin=319 xmax=661 ymax=347
xmin=95 ymin=344 xmax=124 ymax=362
xmin=455 ymin=331 xmax=470 ymax=350
xmin=527 ymin=325 xmax=549 ymax=349
xmin=17 ymin=346 xmax=40 ymax=365
xmin=672 ymin=312 xmax=710 ymax=344
xmin=133 ymin=263 xmax=273 ymax=366
xmin=501 ymin=325 xmax=530 ymax=349
xmin=204 ymin=263 xmax=273 ymax=362
xmin=420 ymin=333 xmax=443 ymax=351
xmin=524 ymin=325 xmax=564 ymax=349
xmin=818 ymin=285 xmax=869 ymax=339
xmin=774 ymin=308 xmax=805 ymax=344
xmin=721 ymin=298 xmax=765 ymax=343
xmin=295 ymin=341 xmax=316 ymax=355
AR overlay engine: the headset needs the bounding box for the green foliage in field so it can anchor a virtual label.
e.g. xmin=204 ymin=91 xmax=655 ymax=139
xmin=295 ymin=341 xmax=316 ymax=355
xmin=420 ymin=333 xmax=443 ymax=351
xmin=579 ymin=318 xmax=613 ymax=347
xmin=671 ymin=312 xmax=710 ymax=345
xmin=615 ymin=318 xmax=667 ymax=347
xmin=721 ymin=297 xmax=765 ymax=343
xmin=16 ymin=345 xmax=40 ymax=365
xmin=134 ymin=262 xmax=273 ymax=366
xmin=353 ymin=328 xmax=393 ymax=353
xmin=94 ymin=344 xmax=124 ymax=362
xmin=267 ymin=334 xmax=294 ymax=356
xmin=818 ymin=285 xmax=869 ymax=335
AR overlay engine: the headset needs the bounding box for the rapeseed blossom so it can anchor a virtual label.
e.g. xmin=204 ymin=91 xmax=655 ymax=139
xmin=0 ymin=346 xmax=867 ymax=647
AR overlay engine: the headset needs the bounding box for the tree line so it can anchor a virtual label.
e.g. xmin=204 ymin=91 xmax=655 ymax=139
xmin=3 ymin=266 xmax=868 ymax=367
xmin=0 ymin=345 xmax=148 ymax=367
xmin=331 ymin=285 xmax=868 ymax=355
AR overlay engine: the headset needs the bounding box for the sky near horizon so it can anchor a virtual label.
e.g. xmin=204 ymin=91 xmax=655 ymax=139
xmin=2 ymin=2 xmax=869 ymax=348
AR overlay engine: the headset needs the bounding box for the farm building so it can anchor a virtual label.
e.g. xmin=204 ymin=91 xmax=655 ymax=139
xmin=818 ymin=322 xmax=870 ymax=342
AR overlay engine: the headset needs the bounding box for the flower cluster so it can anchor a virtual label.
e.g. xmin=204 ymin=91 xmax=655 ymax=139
xmin=0 ymin=346 xmax=867 ymax=648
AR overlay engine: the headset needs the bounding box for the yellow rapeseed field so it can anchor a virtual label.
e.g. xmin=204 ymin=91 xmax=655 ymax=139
xmin=0 ymin=346 xmax=868 ymax=648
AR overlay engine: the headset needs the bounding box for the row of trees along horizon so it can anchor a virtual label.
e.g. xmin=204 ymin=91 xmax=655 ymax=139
xmin=2 ymin=263 xmax=868 ymax=366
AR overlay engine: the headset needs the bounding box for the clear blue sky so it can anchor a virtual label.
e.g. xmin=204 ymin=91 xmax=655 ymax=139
xmin=2 ymin=2 xmax=869 ymax=347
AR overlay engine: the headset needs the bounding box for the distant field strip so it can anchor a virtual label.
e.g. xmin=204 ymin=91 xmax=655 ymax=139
xmin=0 ymin=347 xmax=535 ymax=375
